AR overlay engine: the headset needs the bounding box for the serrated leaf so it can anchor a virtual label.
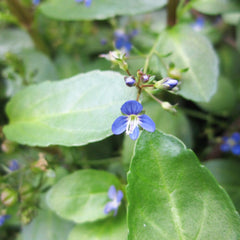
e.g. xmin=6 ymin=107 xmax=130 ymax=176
xmin=22 ymin=210 xmax=73 ymax=240
xmin=151 ymin=26 xmax=218 ymax=102
xmin=127 ymin=130 xmax=240 ymax=240
xmin=205 ymin=159 xmax=240 ymax=212
xmin=0 ymin=29 xmax=33 ymax=59
xmin=40 ymin=0 xmax=166 ymax=21
xmin=68 ymin=212 xmax=127 ymax=240
xmin=3 ymin=70 xmax=136 ymax=146
xmin=47 ymin=169 xmax=121 ymax=223
xmin=192 ymin=0 xmax=240 ymax=15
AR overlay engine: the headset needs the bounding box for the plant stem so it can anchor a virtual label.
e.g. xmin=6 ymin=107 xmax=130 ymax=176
xmin=6 ymin=0 xmax=50 ymax=55
xmin=167 ymin=0 xmax=179 ymax=27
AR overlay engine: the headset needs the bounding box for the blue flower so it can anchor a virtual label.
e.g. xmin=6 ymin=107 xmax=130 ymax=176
xmin=0 ymin=215 xmax=10 ymax=227
xmin=220 ymin=132 xmax=240 ymax=156
xmin=114 ymin=29 xmax=138 ymax=54
xmin=75 ymin=0 xmax=92 ymax=7
xmin=8 ymin=160 xmax=19 ymax=172
xmin=32 ymin=0 xmax=40 ymax=5
xmin=192 ymin=16 xmax=205 ymax=31
xmin=112 ymin=100 xmax=155 ymax=140
xmin=104 ymin=185 xmax=123 ymax=216
xmin=124 ymin=76 xmax=136 ymax=87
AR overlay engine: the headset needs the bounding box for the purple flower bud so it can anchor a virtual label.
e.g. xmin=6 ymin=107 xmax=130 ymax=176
xmin=162 ymin=78 xmax=178 ymax=90
xmin=141 ymin=74 xmax=150 ymax=83
xmin=124 ymin=76 xmax=136 ymax=87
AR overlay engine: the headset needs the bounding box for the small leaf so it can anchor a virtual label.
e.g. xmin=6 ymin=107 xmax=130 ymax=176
xmin=127 ymin=130 xmax=240 ymax=240
xmin=22 ymin=210 xmax=73 ymax=240
xmin=68 ymin=212 xmax=127 ymax=240
xmin=3 ymin=70 xmax=136 ymax=146
xmin=40 ymin=0 xmax=167 ymax=21
xmin=151 ymin=25 xmax=219 ymax=102
xmin=47 ymin=169 xmax=121 ymax=223
xmin=205 ymin=159 xmax=240 ymax=212
xmin=0 ymin=29 xmax=33 ymax=59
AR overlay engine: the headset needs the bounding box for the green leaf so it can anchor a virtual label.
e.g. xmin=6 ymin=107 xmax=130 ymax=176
xmin=68 ymin=212 xmax=127 ymax=240
xmin=223 ymin=12 xmax=240 ymax=25
xmin=197 ymin=76 xmax=237 ymax=116
xmin=205 ymin=159 xmax=240 ymax=212
xmin=151 ymin=25 xmax=218 ymax=102
xmin=40 ymin=0 xmax=166 ymax=21
xmin=47 ymin=169 xmax=121 ymax=223
xmin=192 ymin=0 xmax=240 ymax=15
xmin=22 ymin=210 xmax=73 ymax=240
xmin=3 ymin=70 xmax=136 ymax=146
xmin=0 ymin=29 xmax=33 ymax=59
xmin=127 ymin=130 xmax=240 ymax=240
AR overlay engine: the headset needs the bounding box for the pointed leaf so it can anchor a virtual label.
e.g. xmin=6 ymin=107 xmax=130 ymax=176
xmin=127 ymin=130 xmax=240 ymax=240
xmin=151 ymin=25 xmax=218 ymax=102
xmin=3 ymin=70 xmax=136 ymax=146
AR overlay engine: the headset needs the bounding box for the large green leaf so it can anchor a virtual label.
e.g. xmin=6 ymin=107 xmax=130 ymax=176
xmin=40 ymin=0 xmax=166 ymax=21
xmin=3 ymin=70 xmax=136 ymax=146
xmin=151 ymin=25 xmax=218 ymax=102
xmin=192 ymin=0 xmax=240 ymax=15
xmin=47 ymin=169 xmax=121 ymax=223
xmin=127 ymin=130 xmax=240 ymax=240
xmin=205 ymin=159 xmax=240 ymax=212
xmin=22 ymin=210 xmax=73 ymax=240
xmin=68 ymin=212 xmax=127 ymax=240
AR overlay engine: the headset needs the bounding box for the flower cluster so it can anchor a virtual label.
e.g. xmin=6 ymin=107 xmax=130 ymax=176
xmin=104 ymin=185 xmax=123 ymax=216
xmin=220 ymin=132 xmax=240 ymax=156
xmin=112 ymin=100 xmax=155 ymax=140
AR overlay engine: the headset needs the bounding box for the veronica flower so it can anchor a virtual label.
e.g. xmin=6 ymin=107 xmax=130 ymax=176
xmin=75 ymin=0 xmax=92 ymax=7
xmin=162 ymin=78 xmax=178 ymax=90
xmin=112 ymin=100 xmax=155 ymax=140
xmin=220 ymin=132 xmax=240 ymax=156
xmin=8 ymin=160 xmax=20 ymax=172
xmin=32 ymin=0 xmax=40 ymax=5
xmin=104 ymin=185 xmax=123 ymax=216
xmin=0 ymin=215 xmax=10 ymax=227
xmin=192 ymin=16 xmax=205 ymax=31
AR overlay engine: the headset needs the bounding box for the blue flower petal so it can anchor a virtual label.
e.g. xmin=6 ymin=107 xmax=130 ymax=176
xmin=85 ymin=0 xmax=92 ymax=7
xmin=220 ymin=143 xmax=230 ymax=152
xmin=139 ymin=115 xmax=155 ymax=132
xmin=108 ymin=185 xmax=117 ymax=200
xmin=129 ymin=127 xmax=139 ymax=140
xmin=104 ymin=202 xmax=116 ymax=215
xmin=231 ymin=132 xmax=240 ymax=142
xmin=116 ymin=190 xmax=124 ymax=203
xmin=112 ymin=116 xmax=128 ymax=135
xmin=124 ymin=41 xmax=132 ymax=52
xmin=232 ymin=145 xmax=240 ymax=156
xmin=9 ymin=160 xmax=19 ymax=171
xmin=121 ymin=100 xmax=143 ymax=115
xmin=115 ymin=37 xmax=125 ymax=49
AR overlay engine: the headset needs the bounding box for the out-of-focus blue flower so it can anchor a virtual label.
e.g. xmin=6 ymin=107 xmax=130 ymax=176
xmin=124 ymin=76 xmax=136 ymax=87
xmin=220 ymin=132 xmax=240 ymax=156
xmin=32 ymin=0 xmax=40 ymax=5
xmin=0 ymin=215 xmax=10 ymax=227
xmin=162 ymin=78 xmax=178 ymax=90
xmin=192 ymin=16 xmax=205 ymax=31
xmin=112 ymin=100 xmax=155 ymax=140
xmin=100 ymin=38 xmax=108 ymax=45
xmin=114 ymin=29 xmax=138 ymax=54
xmin=8 ymin=160 xmax=20 ymax=172
xmin=75 ymin=0 xmax=92 ymax=7
xmin=104 ymin=185 xmax=123 ymax=216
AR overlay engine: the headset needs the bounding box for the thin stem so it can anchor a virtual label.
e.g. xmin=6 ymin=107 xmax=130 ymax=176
xmin=167 ymin=0 xmax=179 ymax=27
xmin=6 ymin=0 xmax=50 ymax=55
xmin=143 ymin=89 xmax=163 ymax=105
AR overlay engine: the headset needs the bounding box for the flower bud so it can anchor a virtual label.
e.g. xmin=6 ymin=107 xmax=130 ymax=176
xmin=124 ymin=76 xmax=135 ymax=87
xmin=168 ymin=67 xmax=181 ymax=80
xmin=1 ymin=188 xmax=18 ymax=207
xmin=154 ymin=78 xmax=178 ymax=90
xmin=161 ymin=101 xmax=176 ymax=113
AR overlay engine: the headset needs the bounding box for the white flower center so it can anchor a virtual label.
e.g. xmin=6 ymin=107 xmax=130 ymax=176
xmin=126 ymin=115 xmax=140 ymax=135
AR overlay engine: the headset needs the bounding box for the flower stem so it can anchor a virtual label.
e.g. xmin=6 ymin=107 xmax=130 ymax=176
xmin=167 ymin=0 xmax=179 ymax=27
xmin=6 ymin=0 xmax=50 ymax=56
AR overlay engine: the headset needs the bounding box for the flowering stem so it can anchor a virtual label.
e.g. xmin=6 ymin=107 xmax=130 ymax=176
xmin=6 ymin=0 xmax=50 ymax=55
xmin=126 ymin=69 xmax=132 ymax=76
xmin=167 ymin=0 xmax=179 ymax=27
